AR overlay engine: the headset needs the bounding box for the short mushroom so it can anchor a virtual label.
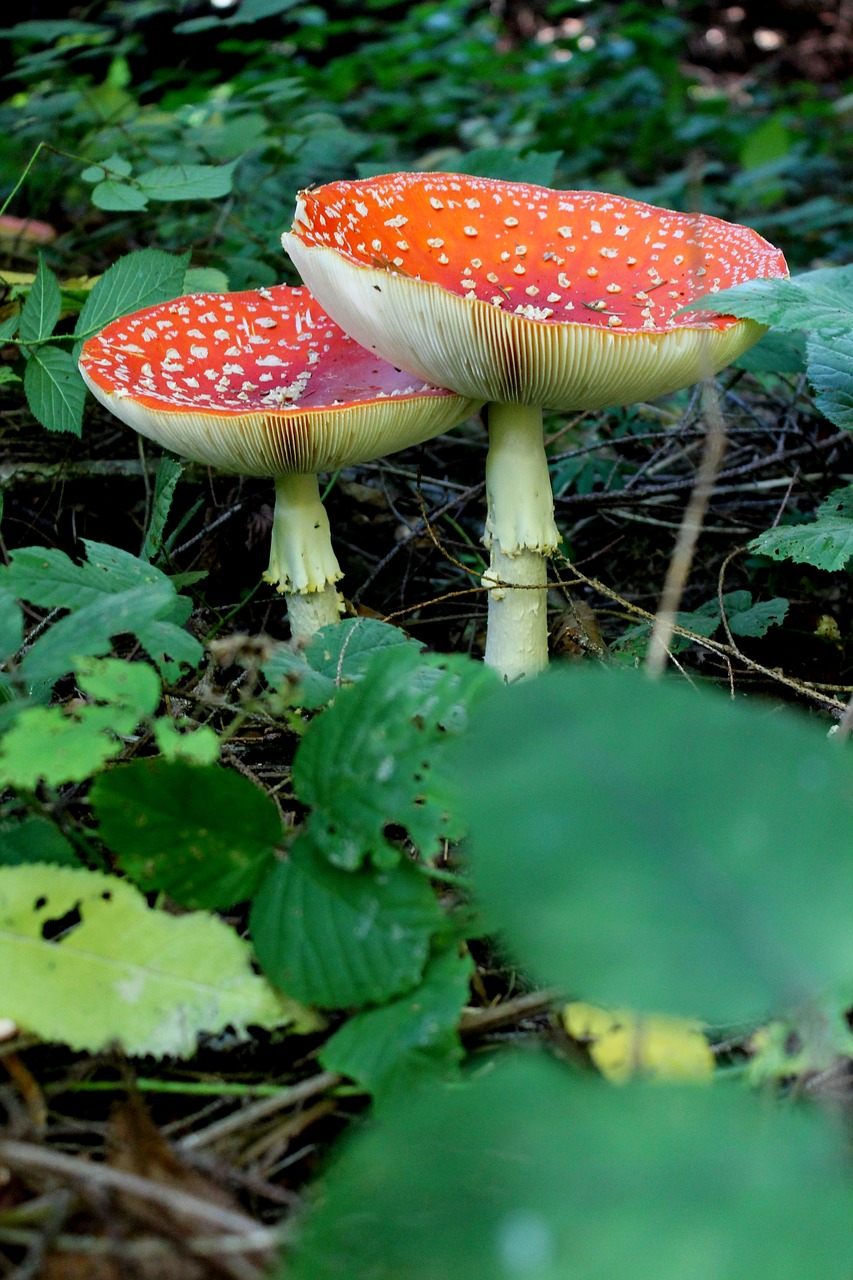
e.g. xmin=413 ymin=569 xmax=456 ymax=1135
xmin=79 ymin=283 xmax=479 ymax=641
xmin=282 ymin=172 xmax=788 ymax=680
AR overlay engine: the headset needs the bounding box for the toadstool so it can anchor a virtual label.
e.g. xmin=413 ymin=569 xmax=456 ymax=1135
xmin=282 ymin=172 xmax=788 ymax=680
xmin=79 ymin=283 xmax=479 ymax=641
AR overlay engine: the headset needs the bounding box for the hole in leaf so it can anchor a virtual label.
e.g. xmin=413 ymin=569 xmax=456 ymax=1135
xmin=41 ymin=904 xmax=82 ymax=942
xmin=33 ymin=896 xmax=47 ymax=910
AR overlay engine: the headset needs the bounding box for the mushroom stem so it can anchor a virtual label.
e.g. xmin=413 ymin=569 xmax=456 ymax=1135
xmin=482 ymin=402 xmax=559 ymax=682
xmin=264 ymin=472 xmax=344 ymax=641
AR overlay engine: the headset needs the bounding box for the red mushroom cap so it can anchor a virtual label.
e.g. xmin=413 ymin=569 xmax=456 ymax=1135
xmin=283 ymin=173 xmax=789 ymax=408
xmin=78 ymin=283 xmax=479 ymax=474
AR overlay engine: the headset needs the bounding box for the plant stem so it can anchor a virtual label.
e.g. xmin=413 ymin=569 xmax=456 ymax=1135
xmin=482 ymin=402 xmax=560 ymax=681
xmin=264 ymin=473 xmax=343 ymax=642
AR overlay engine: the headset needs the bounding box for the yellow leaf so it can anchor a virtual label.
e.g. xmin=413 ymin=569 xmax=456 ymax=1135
xmin=562 ymin=1002 xmax=714 ymax=1083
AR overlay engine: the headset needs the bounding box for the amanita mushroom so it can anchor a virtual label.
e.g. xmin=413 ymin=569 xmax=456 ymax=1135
xmin=282 ymin=173 xmax=788 ymax=680
xmin=79 ymin=284 xmax=479 ymax=641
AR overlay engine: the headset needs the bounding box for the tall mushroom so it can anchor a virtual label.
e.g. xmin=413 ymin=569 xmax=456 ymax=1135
xmin=79 ymin=284 xmax=479 ymax=641
xmin=282 ymin=173 xmax=788 ymax=680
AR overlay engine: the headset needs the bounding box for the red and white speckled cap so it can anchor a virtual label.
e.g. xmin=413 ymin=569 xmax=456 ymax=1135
xmin=282 ymin=172 xmax=789 ymax=408
xmin=78 ymin=283 xmax=480 ymax=474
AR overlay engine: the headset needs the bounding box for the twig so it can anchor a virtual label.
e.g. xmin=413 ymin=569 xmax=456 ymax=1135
xmin=0 ymin=1140 xmax=267 ymax=1238
xmin=645 ymin=381 xmax=728 ymax=678
xmin=178 ymin=1071 xmax=342 ymax=1152
xmin=458 ymin=989 xmax=561 ymax=1036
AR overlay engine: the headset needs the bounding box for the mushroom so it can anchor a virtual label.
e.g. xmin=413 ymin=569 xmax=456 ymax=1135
xmin=282 ymin=173 xmax=788 ymax=680
xmin=79 ymin=283 xmax=479 ymax=641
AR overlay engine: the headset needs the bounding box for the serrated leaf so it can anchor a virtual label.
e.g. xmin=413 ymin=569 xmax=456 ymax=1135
xmin=0 ymin=314 xmax=19 ymax=341
xmin=251 ymin=837 xmax=444 ymax=1008
xmin=0 ymin=864 xmax=314 ymax=1056
xmin=90 ymin=180 xmax=149 ymax=212
xmin=688 ymin=265 xmax=853 ymax=333
xmin=141 ymin=455 xmax=183 ymax=562
xmin=284 ymin=1054 xmax=853 ymax=1280
xmin=809 ymin=328 xmax=853 ymax=430
xmin=751 ymin=487 xmax=853 ymax=571
xmin=23 ymin=346 xmax=85 ymax=435
xmin=18 ymin=256 xmax=61 ymax=343
xmin=19 ymin=582 xmax=195 ymax=689
xmin=263 ymin=618 xmax=423 ymax=709
xmin=76 ymin=655 xmax=161 ymax=717
xmin=320 ymin=946 xmax=472 ymax=1095
xmin=727 ymin=593 xmax=788 ymax=637
xmin=136 ymin=162 xmax=237 ymax=202
xmin=91 ymin=758 xmax=281 ymax=909
xmin=75 ymin=249 xmax=190 ymax=343
xmin=450 ymin=666 xmax=853 ymax=1022
xmin=1 ymin=542 xmax=202 ymax=686
xmin=293 ymin=648 xmax=495 ymax=869
xmin=0 ymin=817 xmax=78 ymax=867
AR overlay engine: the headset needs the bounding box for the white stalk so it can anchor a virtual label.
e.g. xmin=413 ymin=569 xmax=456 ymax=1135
xmin=482 ymin=403 xmax=559 ymax=682
xmin=264 ymin=473 xmax=343 ymax=642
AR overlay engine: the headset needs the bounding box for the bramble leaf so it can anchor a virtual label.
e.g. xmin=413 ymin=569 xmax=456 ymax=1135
xmin=0 ymin=864 xmax=315 ymax=1056
xmin=91 ymin=758 xmax=281 ymax=909
xmin=24 ymin=345 xmax=86 ymax=434
xmin=74 ymin=249 xmax=190 ymax=342
xmin=251 ymin=837 xmax=444 ymax=1008
xmin=751 ymin=486 xmax=853 ymax=571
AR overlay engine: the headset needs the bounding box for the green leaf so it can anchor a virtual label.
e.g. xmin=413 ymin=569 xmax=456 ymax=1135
xmin=0 ymin=659 xmax=162 ymax=790
xmin=18 ymin=256 xmax=61 ymax=343
xmin=0 ymin=20 xmax=108 ymax=40
xmin=80 ymin=152 xmax=133 ymax=183
xmin=284 ymin=1054 xmax=853 ymax=1280
xmin=91 ymin=759 xmax=281 ymax=910
xmin=0 ymin=864 xmax=315 ymax=1056
xmin=0 ymin=817 xmax=78 ymax=867
xmin=726 ymin=592 xmax=788 ymax=637
xmin=450 ymin=666 xmax=853 ymax=1022
xmin=90 ymin=181 xmax=149 ymax=212
xmin=152 ymin=718 xmax=220 ymax=765
xmin=251 ymin=837 xmax=444 ymax=1008
xmin=24 ymin=346 xmax=86 ymax=435
xmin=74 ymin=249 xmax=190 ymax=343
xmin=263 ymin=618 xmax=424 ymax=709
xmin=750 ymin=486 xmax=853 ymax=572
xmin=1 ymin=541 xmax=202 ymax=687
xmin=141 ymin=455 xmax=183 ymax=562
xmin=174 ymin=0 xmax=301 ymax=32
xmin=293 ymin=648 xmax=495 ymax=869
xmin=809 ymin=328 xmax=853 ymax=430
xmin=734 ymin=328 xmax=806 ymax=374
xmin=455 ymin=147 xmax=562 ymax=187
xmin=320 ymin=946 xmax=472 ymax=1096
xmin=0 ymin=588 xmax=23 ymax=658
xmin=19 ymin=582 xmax=195 ymax=689
xmin=183 ymin=267 xmax=230 ymax=293
xmin=136 ymin=162 xmax=237 ymax=203
xmin=688 ymin=265 xmax=853 ymax=333
xmin=0 ymin=314 xmax=19 ymax=342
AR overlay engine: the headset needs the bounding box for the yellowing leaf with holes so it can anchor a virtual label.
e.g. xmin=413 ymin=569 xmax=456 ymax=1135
xmin=562 ymin=1003 xmax=714 ymax=1083
xmin=0 ymin=865 xmax=318 ymax=1056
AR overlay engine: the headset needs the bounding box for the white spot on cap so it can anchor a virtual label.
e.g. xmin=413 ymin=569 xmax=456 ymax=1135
xmin=463 ymin=226 xmax=478 ymax=237
xmin=430 ymin=196 xmax=444 ymax=210
xmin=427 ymin=237 xmax=444 ymax=249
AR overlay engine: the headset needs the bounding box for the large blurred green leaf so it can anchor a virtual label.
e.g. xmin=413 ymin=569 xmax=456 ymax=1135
xmin=284 ymin=1053 xmax=853 ymax=1280
xmin=450 ymin=666 xmax=853 ymax=1021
